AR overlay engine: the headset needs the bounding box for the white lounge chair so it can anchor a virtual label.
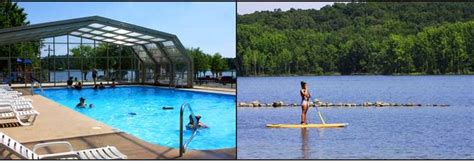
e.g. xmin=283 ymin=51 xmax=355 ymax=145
xmin=0 ymin=86 xmax=12 ymax=91
xmin=0 ymin=90 xmax=22 ymax=96
xmin=0 ymin=99 xmax=34 ymax=111
xmin=0 ymin=94 xmax=20 ymax=99
xmin=0 ymin=96 xmax=33 ymax=102
xmin=0 ymin=132 xmax=127 ymax=159
xmin=0 ymin=105 xmax=39 ymax=126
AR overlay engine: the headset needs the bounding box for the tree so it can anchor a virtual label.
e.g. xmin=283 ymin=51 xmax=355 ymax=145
xmin=188 ymin=47 xmax=210 ymax=79
xmin=0 ymin=1 xmax=39 ymax=65
xmin=210 ymin=53 xmax=229 ymax=78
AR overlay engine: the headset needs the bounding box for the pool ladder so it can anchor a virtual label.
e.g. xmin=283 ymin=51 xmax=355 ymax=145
xmin=179 ymin=103 xmax=199 ymax=157
xmin=169 ymin=77 xmax=182 ymax=90
xmin=30 ymin=81 xmax=44 ymax=95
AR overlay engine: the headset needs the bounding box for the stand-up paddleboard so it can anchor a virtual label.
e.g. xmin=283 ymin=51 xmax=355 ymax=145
xmin=266 ymin=100 xmax=348 ymax=128
xmin=266 ymin=123 xmax=348 ymax=128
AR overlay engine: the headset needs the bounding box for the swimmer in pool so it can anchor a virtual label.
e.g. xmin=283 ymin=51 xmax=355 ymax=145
xmin=98 ymin=82 xmax=105 ymax=89
xmin=187 ymin=114 xmax=208 ymax=129
xmin=76 ymin=97 xmax=87 ymax=108
xmin=300 ymin=81 xmax=311 ymax=124
xmin=74 ymin=82 xmax=82 ymax=90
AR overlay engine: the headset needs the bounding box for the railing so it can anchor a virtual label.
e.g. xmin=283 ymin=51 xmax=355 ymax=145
xmin=179 ymin=103 xmax=198 ymax=157
xmin=169 ymin=77 xmax=182 ymax=90
xmin=30 ymin=81 xmax=44 ymax=95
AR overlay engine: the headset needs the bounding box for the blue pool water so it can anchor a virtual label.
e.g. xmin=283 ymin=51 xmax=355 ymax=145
xmin=37 ymin=86 xmax=236 ymax=150
xmin=238 ymin=76 xmax=474 ymax=159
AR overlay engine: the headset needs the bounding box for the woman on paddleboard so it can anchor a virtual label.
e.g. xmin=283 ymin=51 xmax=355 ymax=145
xmin=300 ymin=81 xmax=311 ymax=124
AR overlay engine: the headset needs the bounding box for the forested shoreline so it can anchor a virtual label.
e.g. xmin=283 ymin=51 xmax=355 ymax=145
xmin=237 ymin=3 xmax=474 ymax=76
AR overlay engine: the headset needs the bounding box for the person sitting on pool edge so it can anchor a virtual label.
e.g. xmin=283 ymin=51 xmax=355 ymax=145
xmin=76 ymin=97 xmax=87 ymax=108
xmin=187 ymin=114 xmax=208 ymax=129
xmin=111 ymin=79 xmax=116 ymax=88
xmin=99 ymin=82 xmax=105 ymax=89
xmin=67 ymin=77 xmax=74 ymax=88
xmin=300 ymin=81 xmax=311 ymax=125
xmin=74 ymin=81 xmax=82 ymax=90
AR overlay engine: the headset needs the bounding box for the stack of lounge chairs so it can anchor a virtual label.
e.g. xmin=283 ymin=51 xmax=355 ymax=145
xmin=0 ymin=85 xmax=39 ymax=126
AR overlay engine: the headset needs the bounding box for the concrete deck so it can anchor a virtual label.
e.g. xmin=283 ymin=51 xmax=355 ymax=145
xmin=0 ymin=91 xmax=236 ymax=159
xmin=191 ymin=86 xmax=235 ymax=94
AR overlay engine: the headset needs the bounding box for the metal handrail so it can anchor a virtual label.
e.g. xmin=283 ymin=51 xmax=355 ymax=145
xmin=169 ymin=76 xmax=182 ymax=90
xmin=179 ymin=103 xmax=198 ymax=157
xmin=30 ymin=81 xmax=44 ymax=95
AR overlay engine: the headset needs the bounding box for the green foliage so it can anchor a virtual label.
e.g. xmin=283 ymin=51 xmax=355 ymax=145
xmin=210 ymin=53 xmax=229 ymax=77
xmin=0 ymin=1 xmax=40 ymax=67
xmin=188 ymin=47 xmax=210 ymax=78
xmin=237 ymin=2 xmax=474 ymax=76
xmin=187 ymin=48 xmax=230 ymax=78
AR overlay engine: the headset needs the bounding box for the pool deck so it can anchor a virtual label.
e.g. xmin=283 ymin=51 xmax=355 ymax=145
xmin=0 ymin=88 xmax=236 ymax=159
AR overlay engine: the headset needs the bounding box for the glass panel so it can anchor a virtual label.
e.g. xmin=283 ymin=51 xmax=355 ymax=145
xmin=81 ymin=38 xmax=95 ymax=44
xmin=102 ymin=26 xmax=118 ymax=31
xmin=139 ymin=35 xmax=154 ymax=39
xmin=78 ymin=28 xmax=93 ymax=32
xmin=114 ymin=41 xmax=125 ymax=45
xmin=90 ymin=30 xmax=105 ymax=35
xmin=103 ymin=33 xmax=117 ymax=37
xmin=115 ymin=29 xmax=130 ymax=34
xmin=103 ymin=38 xmax=116 ymax=42
xmin=124 ymin=43 xmax=135 ymax=46
xmin=52 ymin=57 xmax=69 ymax=82
xmin=113 ymin=35 xmax=127 ymax=40
xmin=54 ymin=36 xmax=68 ymax=43
xmin=88 ymin=23 xmax=105 ymax=28
xmin=70 ymin=31 xmax=83 ymax=36
xmin=81 ymin=34 xmax=93 ymax=38
xmin=125 ymin=38 xmax=138 ymax=42
xmin=93 ymin=36 xmax=105 ymax=40
xmin=162 ymin=41 xmax=175 ymax=47
xmin=150 ymin=38 xmax=166 ymax=42
xmin=68 ymin=35 xmax=81 ymax=43
xmin=133 ymin=46 xmax=154 ymax=64
xmin=136 ymin=41 xmax=149 ymax=44
xmin=126 ymin=32 xmax=143 ymax=37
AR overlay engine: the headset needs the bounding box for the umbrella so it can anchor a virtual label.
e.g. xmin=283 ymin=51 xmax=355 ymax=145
xmin=24 ymin=59 xmax=32 ymax=64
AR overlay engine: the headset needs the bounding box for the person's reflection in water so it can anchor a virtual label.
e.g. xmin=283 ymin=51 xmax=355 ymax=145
xmin=301 ymin=128 xmax=310 ymax=159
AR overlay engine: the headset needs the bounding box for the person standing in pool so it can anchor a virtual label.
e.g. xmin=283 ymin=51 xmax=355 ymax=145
xmin=300 ymin=81 xmax=311 ymax=124
xmin=76 ymin=97 xmax=87 ymax=108
xmin=111 ymin=79 xmax=116 ymax=88
xmin=77 ymin=97 xmax=94 ymax=108
xmin=92 ymin=68 xmax=98 ymax=85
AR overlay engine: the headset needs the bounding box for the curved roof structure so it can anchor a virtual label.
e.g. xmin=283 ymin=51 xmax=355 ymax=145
xmin=0 ymin=16 xmax=193 ymax=87
xmin=0 ymin=16 xmax=190 ymax=63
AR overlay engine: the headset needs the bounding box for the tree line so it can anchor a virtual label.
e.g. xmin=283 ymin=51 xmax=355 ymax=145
xmin=188 ymin=47 xmax=234 ymax=79
xmin=237 ymin=2 xmax=474 ymax=76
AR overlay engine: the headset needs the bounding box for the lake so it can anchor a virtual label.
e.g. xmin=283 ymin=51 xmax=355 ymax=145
xmin=237 ymin=76 xmax=474 ymax=159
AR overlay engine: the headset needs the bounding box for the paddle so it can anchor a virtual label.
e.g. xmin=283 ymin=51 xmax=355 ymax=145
xmin=315 ymin=103 xmax=326 ymax=124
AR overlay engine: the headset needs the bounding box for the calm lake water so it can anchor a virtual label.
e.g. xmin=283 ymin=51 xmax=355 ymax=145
xmin=237 ymin=76 xmax=474 ymax=159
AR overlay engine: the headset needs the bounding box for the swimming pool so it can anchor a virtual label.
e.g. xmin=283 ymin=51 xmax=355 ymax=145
xmin=36 ymin=86 xmax=236 ymax=150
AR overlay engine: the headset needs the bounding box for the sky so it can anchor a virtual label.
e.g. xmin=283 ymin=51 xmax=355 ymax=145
xmin=237 ymin=2 xmax=335 ymax=15
xmin=17 ymin=2 xmax=236 ymax=58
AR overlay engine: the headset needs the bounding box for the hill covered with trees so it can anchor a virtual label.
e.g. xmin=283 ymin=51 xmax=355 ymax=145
xmin=237 ymin=2 xmax=474 ymax=76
